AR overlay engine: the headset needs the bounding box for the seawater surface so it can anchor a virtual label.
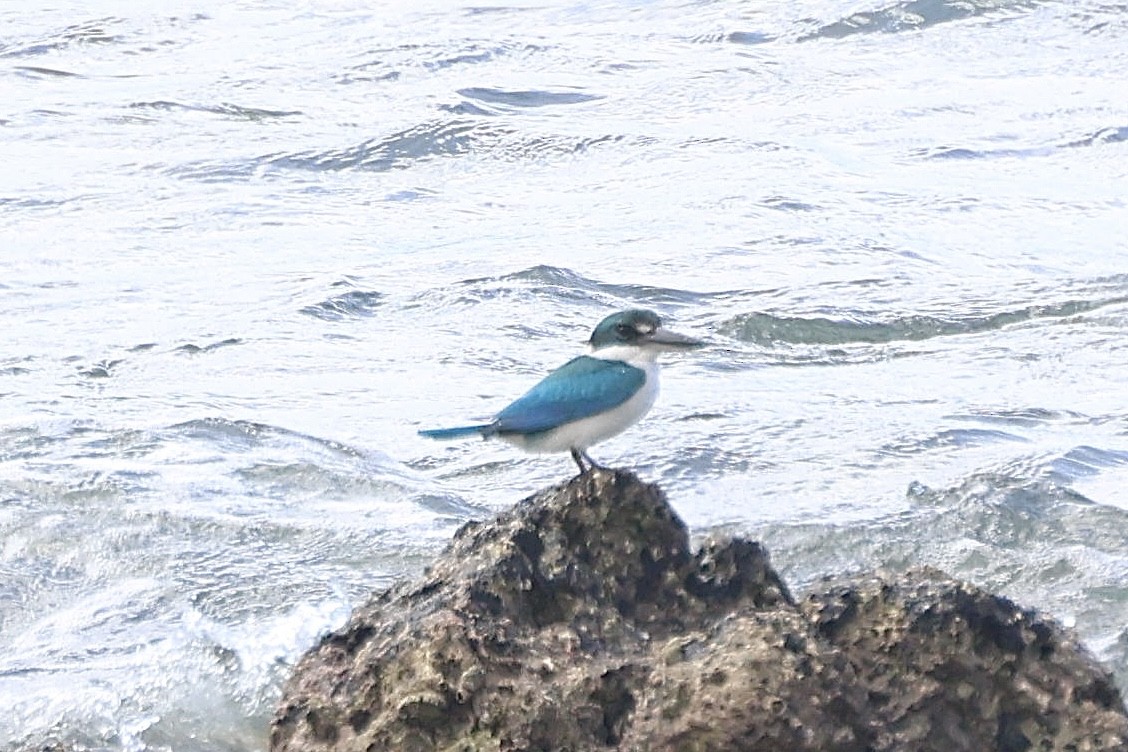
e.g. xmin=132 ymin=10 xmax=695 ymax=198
xmin=2 ymin=0 xmax=1127 ymax=749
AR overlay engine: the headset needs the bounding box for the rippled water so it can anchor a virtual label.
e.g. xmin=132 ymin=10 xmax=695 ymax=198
xmin=2 ymin=0 xmax=1127 ymax=749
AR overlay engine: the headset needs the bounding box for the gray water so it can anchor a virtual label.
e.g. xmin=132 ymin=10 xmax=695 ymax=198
xmin=2 ymin=0 xmax=1127 ymax=749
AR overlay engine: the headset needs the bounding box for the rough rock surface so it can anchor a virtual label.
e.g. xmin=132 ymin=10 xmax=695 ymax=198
xmin=270 ymin=469 xmax=1128 ymax=752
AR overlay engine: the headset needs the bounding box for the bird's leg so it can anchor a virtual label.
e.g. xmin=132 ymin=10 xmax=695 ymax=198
xmin=581 ymin=450 xmax=604 ymax=471
xmin=570 ymin=448 xmax=588 ymax=474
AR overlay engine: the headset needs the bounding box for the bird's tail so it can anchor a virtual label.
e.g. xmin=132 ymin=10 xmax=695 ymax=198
xmin=418 ymin=424 xmax=493 ymax=440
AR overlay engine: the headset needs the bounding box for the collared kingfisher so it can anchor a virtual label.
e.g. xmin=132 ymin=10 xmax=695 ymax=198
xmin=418 ymin=309 xmax=702 ymax=473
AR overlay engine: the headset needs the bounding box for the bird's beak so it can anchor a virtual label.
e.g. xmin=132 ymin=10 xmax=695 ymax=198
xmin=644 ymin=326 xmax=704 ymax=350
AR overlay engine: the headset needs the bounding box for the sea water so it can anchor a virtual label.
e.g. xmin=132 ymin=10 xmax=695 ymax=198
xmin=2 ymin=1 xmax=1127 ymax=748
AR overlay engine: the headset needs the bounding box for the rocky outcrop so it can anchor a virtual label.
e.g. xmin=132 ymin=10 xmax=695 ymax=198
xmin=270 ymin=469 xmax=1128 ymax=752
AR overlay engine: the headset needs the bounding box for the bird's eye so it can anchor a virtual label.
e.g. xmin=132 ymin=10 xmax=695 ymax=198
xmin=614 ymin=323 xmax=635 ymax=339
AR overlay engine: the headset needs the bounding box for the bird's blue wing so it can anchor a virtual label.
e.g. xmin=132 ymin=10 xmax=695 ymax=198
xmin=493 ymin=356 xmax=645 ymax=435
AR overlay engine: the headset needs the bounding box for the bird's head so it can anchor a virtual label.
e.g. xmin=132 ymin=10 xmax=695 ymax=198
xmin=588 ymin=309 xmax=703 ymax=354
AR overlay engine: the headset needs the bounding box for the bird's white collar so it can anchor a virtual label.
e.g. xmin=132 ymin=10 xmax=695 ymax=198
xmin=589 ymin=344 xmax=658 ymax=365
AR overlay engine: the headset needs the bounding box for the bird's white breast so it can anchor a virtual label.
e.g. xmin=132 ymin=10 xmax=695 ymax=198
xmin=501 ymin=347 xmax=659 ymax=454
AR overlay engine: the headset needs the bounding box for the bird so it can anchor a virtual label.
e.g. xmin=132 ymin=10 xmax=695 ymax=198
xmin=418 ymin=309 xmax=702 ymax=474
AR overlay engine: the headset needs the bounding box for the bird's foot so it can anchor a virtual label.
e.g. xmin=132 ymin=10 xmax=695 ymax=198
xmin=570 ymin=448 xmax=605 ymax=475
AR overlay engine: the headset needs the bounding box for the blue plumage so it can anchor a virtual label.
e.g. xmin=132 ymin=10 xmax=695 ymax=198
xmin=417 ymin=356 xmax=644 ymax=439
xmin=417 ymin=425 xmax=491 ymax=440
xmin=493 ymin=356 xmax=644 ymax=435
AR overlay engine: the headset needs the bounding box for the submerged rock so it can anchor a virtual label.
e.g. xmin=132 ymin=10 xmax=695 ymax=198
xmin=270 ymin=469 xmax=1128 ymax=752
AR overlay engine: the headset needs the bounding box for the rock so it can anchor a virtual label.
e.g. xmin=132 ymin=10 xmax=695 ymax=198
xmin=270 ymin=469 xmax=1128 ymax=752
xmin=9 ymin=741 xmax=71 ymax=752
